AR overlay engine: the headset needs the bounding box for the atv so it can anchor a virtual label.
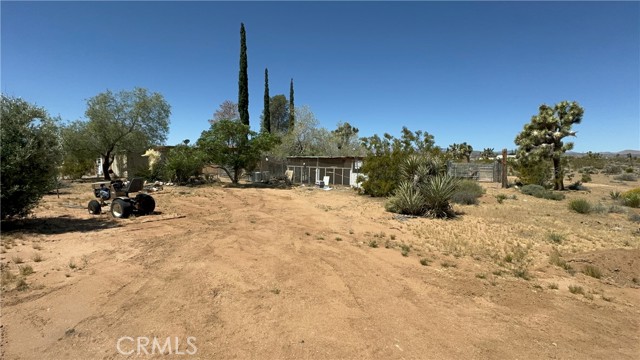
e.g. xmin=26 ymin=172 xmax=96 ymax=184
xmin=87 ymin=177 xmax=155 ymax=218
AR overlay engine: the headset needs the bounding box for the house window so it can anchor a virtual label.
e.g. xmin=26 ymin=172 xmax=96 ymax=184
xmin=353 ymin=160 xmax=363 ymax=173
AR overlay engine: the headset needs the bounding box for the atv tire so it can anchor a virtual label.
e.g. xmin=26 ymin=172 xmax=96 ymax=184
xmin=111 ymin=199 xmax=132 ymax=218
xmin=88 ymin=200 xmax=101 ymax=215
xmin=135 ymin=193 xmax=155 ymax=215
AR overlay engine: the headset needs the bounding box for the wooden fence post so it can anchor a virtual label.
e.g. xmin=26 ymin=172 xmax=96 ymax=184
xmin=502 ymin=148 xmax=508 ymax=188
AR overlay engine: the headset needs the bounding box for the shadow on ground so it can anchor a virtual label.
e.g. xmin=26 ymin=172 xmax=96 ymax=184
xmin=1 ymin=215 xmax=121 ymax=235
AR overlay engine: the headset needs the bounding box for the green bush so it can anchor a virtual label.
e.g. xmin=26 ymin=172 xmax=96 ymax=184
xmin=520 ymin=184 xmax=545 ymax=196
xmin=623 ymin=194 xmax=640 ymax=208
xmin=520 ymin=184 xmax=565 ymax=201
xmin=569 ymin=199 xmax=592 ymax=214
xmin=514 ymin=159 xmax=552 ymax=187
xmin=581 ymin=173 xmax=592 ymax=183
xmin=164 ymin=145 xmax=206 ymax=184
xmin=1 ymin=95 xmax=62 ymax=219
xmin=451 ymin=180 xmax=484 ymax=205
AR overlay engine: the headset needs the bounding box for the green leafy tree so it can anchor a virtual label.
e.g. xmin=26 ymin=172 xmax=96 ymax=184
xmin=64 ymin=87 xmax=171 ymax=180
xmin=197 ymin=119 xmax=278 ymax=183
xmin=289 ymin=78 xmax=295 ymax=132
xmin=1 ymin=95 xmax=62 ymax=219
xmin=360 ymin=128 xmax=436 ymax=197
xmin=515 ymin=101 xmax=584 ymax=190
xmin=164 ymin=144 xmax=206 ymax=184
xmin=262 ymin=68 xmax=271 ymax=133
xmin=60 ymin=120 xmax=97 ymax=178
xmin=238 ymin=23 xmax=249 ymax=126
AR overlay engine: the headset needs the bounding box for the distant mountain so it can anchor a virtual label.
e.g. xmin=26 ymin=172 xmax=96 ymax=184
xmin=566 ymin=150 xmax=640 ymax=157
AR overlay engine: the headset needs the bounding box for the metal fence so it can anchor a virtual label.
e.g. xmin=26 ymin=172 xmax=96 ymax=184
xmin=447 ymin=161 xmax=503 ymax=182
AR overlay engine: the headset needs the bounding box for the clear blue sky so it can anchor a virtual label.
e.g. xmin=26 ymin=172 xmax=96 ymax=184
xmin=2 ymin=1 xmax=639 ymax=153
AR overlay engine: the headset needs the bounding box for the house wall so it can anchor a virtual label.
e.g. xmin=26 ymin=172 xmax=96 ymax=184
xmin=286 ymin=157 xmax=364 ymax=186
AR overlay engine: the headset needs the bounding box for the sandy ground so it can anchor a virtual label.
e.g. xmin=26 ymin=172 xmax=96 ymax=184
xmin=1 ymin=174 xmax=639 ymax=359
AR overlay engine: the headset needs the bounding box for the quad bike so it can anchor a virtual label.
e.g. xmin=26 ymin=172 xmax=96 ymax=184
xmin=87 ymin=178 xmax=155 ymax=218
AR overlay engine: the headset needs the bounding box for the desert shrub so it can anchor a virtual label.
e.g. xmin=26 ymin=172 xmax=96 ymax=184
xmin=625 ymin=167 xmax=635 ymax=173
xmin=628 ymin=213 xmax=640 ymax=223
xmin=568 ymin=285 xmax=584 ymax=295
xmin=610 ymin=191 xmax=621 ymax=200
xmin=451 ymin=180 xmax=484 ymax=205
xmin=603 ymin=165 xmax=623 ymax=175
xmin=623 ymin=194 xmax=640 ymax=208
xmin=622 ymin=188 xmax=640 ymax=208
xmin=581 ymin=173 xmax=592 ymax=183
xmin=521 ymin=184 xmax=545 ymax=196
xmin=579 ymin=166 xmax=597 ymax=175
xmin=547 ymin=232 xmax=564 ymax=244
xmin=520 ymin=184 xmax=565 ymax=201
xmin=1 ymin=95 xmax=62 ymax=219
xmin=607 ymin=205 xmax=626 ymax=214
xmin=582 ymin=265 xmax=602 ymax=279
xmin=569 ymin=199 xmax=592 ymax=214
xmin=614 ymin=173 xmax=637 ymax=182
xmin=549 ymin=249 xmax=574 ymax=274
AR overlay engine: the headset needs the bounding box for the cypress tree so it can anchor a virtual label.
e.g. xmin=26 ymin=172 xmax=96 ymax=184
xmin=288 ymin=78 xmax=295 ymax=132
xmin=262 ymin=68 xmax=271 ymax=133
xmin=238 ymin=23 xmax=249 ymax=126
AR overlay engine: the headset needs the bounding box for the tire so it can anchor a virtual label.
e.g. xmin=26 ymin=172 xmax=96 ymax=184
xmin=134 ymin=193 xmax=155 ymax=215
xmin=88 ymin=200 xmax=101 ymax=215
xmin=111 ymin=199 xmax=132 ymax=218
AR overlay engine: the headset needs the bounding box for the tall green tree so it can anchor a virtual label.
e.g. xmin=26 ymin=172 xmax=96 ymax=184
xmin=267 ymin=94 xmax=289 ymax=133
xmin=288 ymin=78 xmax=295 ymax=132
xmin=515 ymin=101 xmax=584 ymax=190
xmin=64 ymin=88 xmax=171 ymax=180
xmin=262 ymin=68 xmax=271 ymax=133
xmin=238 ymin=23 xmax=249 ymax=126
xmin=197 ymin=119 xmax=278 ymax=183
xmin=1 ymin=95 xmax=62 ymax=219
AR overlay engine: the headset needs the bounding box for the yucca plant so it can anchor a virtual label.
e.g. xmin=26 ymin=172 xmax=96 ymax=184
xmin=421 ymin=174 xmax=458 ymax=218
xmin=386 ymin=181 xmax=426 ymax=215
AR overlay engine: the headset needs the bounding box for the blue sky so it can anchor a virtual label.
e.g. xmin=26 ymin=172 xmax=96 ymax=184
xmin=2 ymin=1 xmax=639 ymax=152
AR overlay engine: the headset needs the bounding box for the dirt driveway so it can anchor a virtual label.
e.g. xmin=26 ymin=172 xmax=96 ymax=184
xmin=1 ymin=177 xmax=639 ymax=359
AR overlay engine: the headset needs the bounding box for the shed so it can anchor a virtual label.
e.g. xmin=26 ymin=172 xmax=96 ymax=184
xmin=286 ymin=156 xmax=364 ymax=186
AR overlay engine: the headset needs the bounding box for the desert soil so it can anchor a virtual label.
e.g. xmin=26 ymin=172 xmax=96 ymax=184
xmin=1 ymin=174 xmax=639 ymax=359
